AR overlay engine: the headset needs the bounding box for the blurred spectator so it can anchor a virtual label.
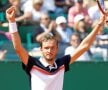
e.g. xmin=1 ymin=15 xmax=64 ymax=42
xmin=56 ymin=16 xmax=73 ymax=44
xmin=68 ymin=0 xmax=92 ymax=28
xmin=0 ymin=0 xmax=10 ymax=12
xmin=9 ymin=0 xmax=24 ymax=24
xmin=55 ymin=16 xmax=73 ymax=56
xmin=73 ymin=14 xmax=89 ymax=40
xmin=20 ymin=0 xmax=32 ymax=13
xmin=33 ymin=13 xmax=61 ymax=43
xmin=65 ymin=32 xmax=91 ymax=61
xmin=54 ymin=0 xmax=66 ymax=16
xmin=0 ymin=0 xmax=24 ymax=26
xmin=15 ymin=0 xmax=48 ymax=24
xmin=90 ymin=44 xmax=108 ymax=61
xmin=90 ymin=20 xmax=108 ymax=61
xmin=42 ymin=0 xmax=74 ymax=17
xmin=88 ymin=0 xmax=100 ymax=22
xmin=83 ymin=0 xmax=93 ymax=9
xmin=64 ymin=0 xmax=74 ymax=13
xmin=42 ymin=0 xmax=56 ymax=13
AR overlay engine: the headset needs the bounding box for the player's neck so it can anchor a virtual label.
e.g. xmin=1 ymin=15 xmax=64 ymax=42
xmin=44 ymin=58 xmax=55 ymax=66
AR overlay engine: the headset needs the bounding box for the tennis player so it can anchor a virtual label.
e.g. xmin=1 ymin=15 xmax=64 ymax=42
xmin=6 ymin=6 xmax=107 ymax=90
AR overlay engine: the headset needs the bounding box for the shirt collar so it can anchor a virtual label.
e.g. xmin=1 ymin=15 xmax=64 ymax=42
xmin=39 ymin=57 xmax=57 ymax=69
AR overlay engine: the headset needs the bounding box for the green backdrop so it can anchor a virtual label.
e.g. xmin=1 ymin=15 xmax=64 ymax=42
xmin=0 ymin=61 xmax=108 ymax=90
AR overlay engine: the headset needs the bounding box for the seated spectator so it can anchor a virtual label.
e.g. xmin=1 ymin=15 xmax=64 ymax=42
xmin=92 ymin=19 xmax=108 ymax=46
xmin=9 ymin=0 xmax=24 ymax=24
xmin=90 ymin=45 xmax=107 ymax=61
xmin=15 ymin=0 xmax=48 ymax=25
xmin=64 ymin=0 xmax=74 ymax=13
xmin=56 ymin=16 xmax=73 ymax=43
xmin=33 ymin=13 xmax=61 ymax=43
xmin=0 ymin=0 xmax=10 ymax=12
xmin=54 ymin=0 xmax=66 ymax=16
xmin=68 ymin=0 xmax=92 ymax=28
xmin=0 ymin=0 xmax=24 ymax=26
xmin=88 ymin=0 xmax=100 ymax=22
xmin=42 ymin=0 xmax=56 ymax=13
xmin=0 ymin=0 xmax=23 ymax=25
xmin=54 ymin=0 xmax=74 ymax=15
xmin=55 ymin=16 xmax=73 ymax=56
xmin=20 ymin=0 xmax=29 ymax=9
xmin=73 ymin=14 xmax=89 ymax=40
xmin=65 ymin=32 xmax=91 ymax=61
xmin=90 ymin=20 xmax=108 ymax=61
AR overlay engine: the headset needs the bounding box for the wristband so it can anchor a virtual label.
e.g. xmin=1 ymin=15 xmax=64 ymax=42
xmin=9 ymin=22 xmax=18 ymax=33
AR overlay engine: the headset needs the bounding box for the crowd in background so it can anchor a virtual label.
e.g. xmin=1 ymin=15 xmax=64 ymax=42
xmin=0 ymin=0 xmax=108 ymax=61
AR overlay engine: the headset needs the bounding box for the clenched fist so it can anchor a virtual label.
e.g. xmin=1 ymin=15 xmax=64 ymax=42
xmin=6 ymin=6 xmax=16 ymax=22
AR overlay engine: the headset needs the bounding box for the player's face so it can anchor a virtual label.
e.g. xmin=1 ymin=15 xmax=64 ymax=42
xmin=41 ymin=40 xmax=58 ymax=62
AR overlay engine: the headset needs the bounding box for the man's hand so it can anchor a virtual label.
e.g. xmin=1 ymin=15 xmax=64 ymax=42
xmin=48 ymin=21 xmax=56 ymax=32
xmin=6 ymin=6 xmax=16 ymax=22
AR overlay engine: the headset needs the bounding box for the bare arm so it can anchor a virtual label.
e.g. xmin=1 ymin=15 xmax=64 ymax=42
xmin=15 ymin=12 xmax=32 ymax=22
xmin=70 ymin=14 xmax=106 ymax=64
xmin=6 ymin=6 xmax=29 ymax=65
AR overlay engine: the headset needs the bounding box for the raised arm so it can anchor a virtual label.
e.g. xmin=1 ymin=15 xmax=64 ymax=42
xmin=6 ymin=6 xmax=29 ymax=65
xmin=70 ymin=12 xmax=107 ymax=64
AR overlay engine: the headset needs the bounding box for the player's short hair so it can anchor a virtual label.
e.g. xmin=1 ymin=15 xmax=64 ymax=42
xmin=40 ymin=34 xmax=59 ymax=47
